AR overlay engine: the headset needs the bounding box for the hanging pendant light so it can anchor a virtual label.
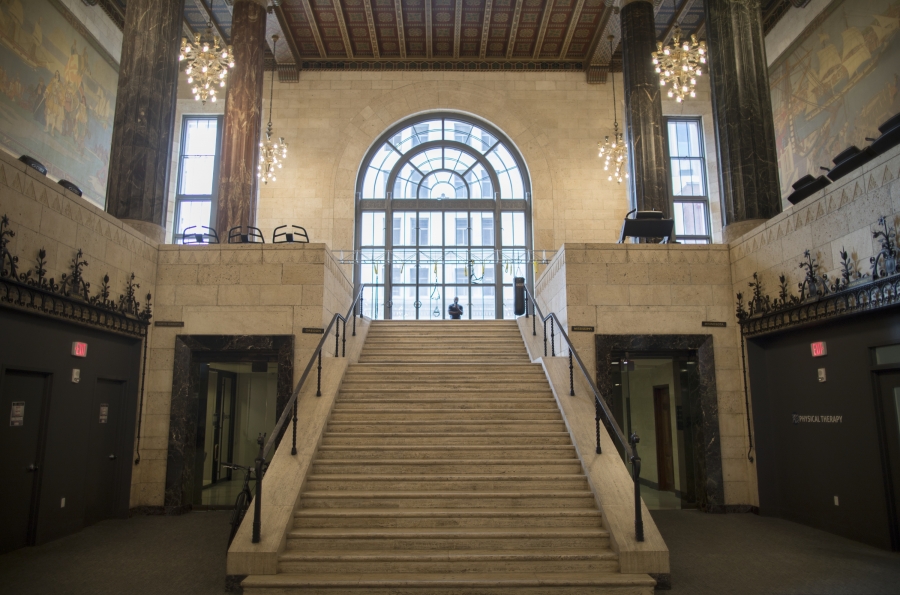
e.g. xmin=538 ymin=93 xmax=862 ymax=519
xmin=178 ymin=0 xmax=235 ymax=104
xmin=258 ymin=35 xmax=288 ymax=184
xmin=598 ymin=37 xmax=628 ymax=184
xmin=651 ymin=0 xmax=706 ymax=103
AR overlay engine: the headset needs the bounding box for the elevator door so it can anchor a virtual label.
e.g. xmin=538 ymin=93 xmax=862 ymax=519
xmin=85 ymin=379 xmax=125 ymax=525
xmin=0 ymin=370 xmax=50 ymax=553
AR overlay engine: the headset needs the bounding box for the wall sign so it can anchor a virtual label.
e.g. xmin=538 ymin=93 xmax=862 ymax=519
xmin=792 ymin=414 xmax=842 ymax=424
xmin=99 ymin=404 xmax=108 ymax=424
xmin=154 ymin=321 xmax=185 ymax=327
xmin=302 ymin=328 xmax=325 ymax=334
xmin=10 ymin=401 xmax=24 ymax=426
xmin=811 ymin=341 xmax=827 ymax=357
xmin=71 ymin=342 xmax=88 ymax=357
xmin=571 ymin=326 xmax=595 ymax=332
xmin=702 ymin=321 xmax=727 ymax=328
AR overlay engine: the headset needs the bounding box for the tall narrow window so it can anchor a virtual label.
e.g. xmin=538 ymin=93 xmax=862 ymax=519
xmin=666 ymin=118 xmax=711 ymax=244
xmin=173 ymin=116 xmax=223 ymax=243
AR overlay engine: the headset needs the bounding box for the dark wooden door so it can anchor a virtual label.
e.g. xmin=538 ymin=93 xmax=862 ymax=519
xmin=0 ymin=369 xmax=50 ymax=553
xmin=877 ymin=371 xmax=900 ymax=550
xmin=653 ymin=385 xmax=675 ymax=491
xmin=84 ymin=379 xmax=125 ymax=525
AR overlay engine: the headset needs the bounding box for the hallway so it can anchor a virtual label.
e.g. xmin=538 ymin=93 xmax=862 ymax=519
xmin=1 ymin=510 xmax=898 ymax=595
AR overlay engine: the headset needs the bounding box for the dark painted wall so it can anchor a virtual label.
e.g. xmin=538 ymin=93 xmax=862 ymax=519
xmin=0 ymin=308 xmax=141 ymax=545
xmin=748 ymin=309 xmax=900 ymax=549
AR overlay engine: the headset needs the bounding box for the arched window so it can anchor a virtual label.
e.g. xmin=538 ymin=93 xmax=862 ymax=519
xmin=355 ymin=115 xmax=531 ymax=320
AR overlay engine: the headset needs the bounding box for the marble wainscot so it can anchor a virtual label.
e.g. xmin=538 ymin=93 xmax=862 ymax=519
xmin=164 ymin=335 xmax=293 ymax=513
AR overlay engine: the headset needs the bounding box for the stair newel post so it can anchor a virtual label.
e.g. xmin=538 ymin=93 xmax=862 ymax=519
xmin=594 ymin=398 xmax=602 ymax=454
xmin=291 ymin=400 xmax=298 ymax=455
xmin=316 ymin=350 xmax=322 ymax=397
xmin=630 ymin=433 xmax=645 ymax=542
xmin=568 ymin=349 xmax=575 ymax=396
xmin=543 ymin=319 xmax=547 ymax=357
xmin=252 ymin=433 xmax=265 ymax=544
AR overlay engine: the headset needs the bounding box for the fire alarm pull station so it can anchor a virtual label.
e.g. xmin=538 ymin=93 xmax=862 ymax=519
xmin=72 ymin=369 xmax=80 ymax=384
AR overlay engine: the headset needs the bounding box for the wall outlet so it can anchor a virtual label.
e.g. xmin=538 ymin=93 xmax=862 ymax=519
xmin=61 ymin=497 xmax=65 ymax=508
xmin=834 ymin=495 xmax=839 ymax=506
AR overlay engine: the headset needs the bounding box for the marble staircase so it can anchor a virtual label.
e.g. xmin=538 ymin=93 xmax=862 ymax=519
xmin=241 ymin=320 xmax=656 ymax=594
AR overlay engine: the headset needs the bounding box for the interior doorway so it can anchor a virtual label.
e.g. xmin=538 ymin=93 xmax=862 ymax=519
xmin=610 ymin=354 xmax=701 ymax=510
xmin=193 ymin=362 xmax=278 ymax=508
xmin=875 ymin=370 xmax=900 ymax=549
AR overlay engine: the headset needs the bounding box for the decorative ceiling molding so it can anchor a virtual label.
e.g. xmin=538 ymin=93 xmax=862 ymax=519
xmin=506 ymin=0 xmax=525 ymax=60
xmin=363 ymin=0 xmax=381 ymax=59
xmin=531 ymin=0 xmax=554 ymax=60
xmin=425 ymin=0 xmax=433 ymax=59
xmin=300 ymin=0 xmax=327 ymax=58
xmin=299 ymin=59 xmax=584 ymax=71
xmin=394 ymin=0 xmax=407 ymax=59
xmin=479 ymin=0 xmax=494 ymax=59
xmin=560 ymin=0 xmax=586 ymax=60
xmin=273 ymin=4 xmax=303 ymax=65
xmin=453 ymin=0 xmax=463 ymax=59
xmin=330 ymin=0 xmax=354 ymax=58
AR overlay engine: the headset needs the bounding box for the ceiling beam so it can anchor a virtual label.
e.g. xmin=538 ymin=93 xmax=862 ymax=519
xmin=394 ymin=0 xmax=407 ymax=58
xmin=479 ymin=0 xmax=494 ymax=59
xmin=273 ymin=5 xmax=303 ymax=65
xmin=531 ymin=0 xmax=554 ymax=60
xmin=189 ymin=0 xmax=228 ymax=42
xmin=331 ymin=0 xmax=355 ymax=58
xmin=453 ymin=0 xmax=463 ymax=58
xmin=560 ymin=0 xmax=586 ymax=59
xmin=505 ymin=0 xmax=524 ymax=60
xmin=660 ymin=0 xmax=697 ymax=46
xmin=425 ymin=0 xmax=433 ymax=59
xmin=300 ymin=0 xmax=327 ymax=58
xmin=183 ymin=19 xmax=196 ymax=40
xmin=363 ymin=0 xmax=381 ymax=58
xmin=584 ymin=3 xmax=618 ymax=69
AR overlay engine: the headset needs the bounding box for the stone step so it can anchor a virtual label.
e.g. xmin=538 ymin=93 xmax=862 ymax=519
xmin=298 ymin=491 xmax=598 ymax=509
xmin=276 ymin=548 xmax=619 ymax=574
xmin=334 ymin=399 xmax=558 ymax=410
xmin=358 ymin=356 xmax=529 ymax=364
xmin=320 ymin=432 xmax=573 ymax=446
xmin=342 ymin=371 xmax=547 ymax=380
xmin=337 ymin=382 xmax=549 ymax=392
xmin=293 ymin=508 xmax=602 ymax=529
xmin=314 ymin=445 xmax=577 ymax=460
xmin=242 ymin=572 xmax=656 ymax=595
xmin=305 ymin=474 xmax=590 ymax=492
xmin=329 ymin=409 xmax=562 ymax=421
xmin=336 ymin=389 xmax=554 ymax=398
xmin=325 ymin=421 xmax=568 ymax=433
xmin=284 ymin=527 xmax=610 ymax=552
xmin=311 ymin=460 xmax=583 ymax=475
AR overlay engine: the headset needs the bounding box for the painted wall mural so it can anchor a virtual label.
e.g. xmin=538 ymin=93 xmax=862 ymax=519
xmin=0 ymin=0 xmax=117 ymax=208
xmin=770 ymin=0 xmax=900 ymax=200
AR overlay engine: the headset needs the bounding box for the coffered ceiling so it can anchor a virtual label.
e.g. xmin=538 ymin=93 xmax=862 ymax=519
xmin=91 ymin=0 xmax=796 ymax=82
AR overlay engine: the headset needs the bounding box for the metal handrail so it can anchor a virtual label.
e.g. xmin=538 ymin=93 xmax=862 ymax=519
xmin=249 ymin=284 xmax=367 ymax=543
xmin=523 ymin=286 xmax=644 ymax=542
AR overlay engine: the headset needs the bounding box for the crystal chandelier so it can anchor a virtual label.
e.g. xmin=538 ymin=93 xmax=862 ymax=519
xmin=178 ymin=0 xmax=234 ymax=104
xmin=258 ymin=35 xmax=288 ymax=184
xmin=598 ymin=37 xmax=628 ymax=184
xmin=651 ymin=0 xmax=706 ymax=103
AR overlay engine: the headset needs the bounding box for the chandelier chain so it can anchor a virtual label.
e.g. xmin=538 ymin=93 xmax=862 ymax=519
xmin=259 ymin=35 xmax=288 ymax=184
xmin=598 ymin=36 xmax=627 ymax=184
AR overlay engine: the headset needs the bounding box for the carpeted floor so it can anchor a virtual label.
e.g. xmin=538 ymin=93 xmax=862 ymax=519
xmin=0 ymin=509 xmax=898 ymax=594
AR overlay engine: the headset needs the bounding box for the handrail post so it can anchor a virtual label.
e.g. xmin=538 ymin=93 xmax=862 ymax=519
xmin=630 ymin=433 xmax=645 ymax=542
xmin=352 ymin=298 xmax=358 ymax=336
xmin=569 ymin=349 xmax=575 ymax=396
xmin=341 ymin=318 xmax=346 ymax=357
xmin=316 ymin=350 xmax=322 ymax=397
xmin=543 ymin=319 xmax=547 ymax=357
xmin=291 ymin=400 xmax=298 ymax=455
xmin=335 ymin=319 xmax=340 ymax=357
xmin=252 ymin=433 xmax=265 ymax=544
xmin=594 ymin=398 xmax=602 ymax=454
xmin=524 ymin=292 xmax=529 ymax=318
xmin=550 ymin=321 xmax=555 ymax=356
xmin=531 ymin=299 xmax=536 ymax=336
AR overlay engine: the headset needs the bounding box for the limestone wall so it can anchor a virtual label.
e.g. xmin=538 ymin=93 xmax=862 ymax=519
xmin=533 ymin=243 xmax=750 ymax=505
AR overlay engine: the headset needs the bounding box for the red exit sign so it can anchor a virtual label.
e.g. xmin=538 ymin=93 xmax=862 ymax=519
xmin=810 ymin=341 xmax=827 ymax=357
xmin=72 ymin=342 xmax=88 ymax=358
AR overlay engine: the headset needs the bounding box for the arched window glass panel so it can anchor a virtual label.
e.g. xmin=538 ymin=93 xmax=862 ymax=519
xmin=464 ymin=163 xmax=493 ymax=199
xmin=419 ymin=171 xmax=467 ymax=200
xmin=486 ymin=144 xmax=524 ymax=199
xmin=393 ymin=163 xmax=423 ymax=199
xmin=362 ymin=144 xmax=401 ymax=198
xmin=410 ymin=148 xmax=443 ymax=174
xmin=444 ymin=120 xmax=497 ymax=153
xmin=444 ymin=148 xmax=476 ymax=173
xmin=391 ymin=121 xmax=443 ymax=152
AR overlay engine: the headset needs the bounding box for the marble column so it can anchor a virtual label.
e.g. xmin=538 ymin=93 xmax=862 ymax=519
xmin=216 ymin=0 xmax=268 ymax=235
xmin=105 ymin=0 xmax=185 ymax=243
xmin=620 ymin=0 xmax=672 ymax=216
xmin=705 ymin=0 xmax=782 ymax=242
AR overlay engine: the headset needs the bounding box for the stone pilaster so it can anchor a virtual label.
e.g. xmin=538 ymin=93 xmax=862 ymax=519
xmin=216 ymin=0 xmax=268 ymax=235
xmin=105 ymin=0 xmax=185 ymax=243
xmin=621 ymin=0 xmax=672 ymax=216
xmin=705 ymin=0 xmax=782 ymax=242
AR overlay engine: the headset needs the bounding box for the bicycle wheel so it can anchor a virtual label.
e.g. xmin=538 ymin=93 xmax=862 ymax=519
xmin=227 ymin=490 xmax=250 ymax=548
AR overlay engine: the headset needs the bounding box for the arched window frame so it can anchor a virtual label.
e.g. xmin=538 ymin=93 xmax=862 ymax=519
xmin=354 ymin=114 xmax=532 ymax=320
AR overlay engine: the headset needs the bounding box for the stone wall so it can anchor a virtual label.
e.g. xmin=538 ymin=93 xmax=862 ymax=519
xmin=136 ymin=242 xmax=352 ymax=507
xmin=532 ymin=243 xmax=750 ymax=505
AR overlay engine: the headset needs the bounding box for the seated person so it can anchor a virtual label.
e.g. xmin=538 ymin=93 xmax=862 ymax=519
xmin=448 ymin=297 xmax=463 ymax=319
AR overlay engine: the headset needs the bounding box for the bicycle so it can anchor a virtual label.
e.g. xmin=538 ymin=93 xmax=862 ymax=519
xmin=220 ymin=462 xmax=257 ymax=547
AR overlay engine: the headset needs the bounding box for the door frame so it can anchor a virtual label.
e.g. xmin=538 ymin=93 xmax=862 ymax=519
xmin=0 ymin=364 xmax=53 ymax=546
xmin=89 ymin=376 xmax=130 ymax=518
xmin=872 ymin=366 xmax=900 ymax=550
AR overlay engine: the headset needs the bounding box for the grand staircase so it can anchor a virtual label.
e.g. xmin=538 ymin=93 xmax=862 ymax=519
xmin=242 ymin=320 xmax=656 ymax=594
